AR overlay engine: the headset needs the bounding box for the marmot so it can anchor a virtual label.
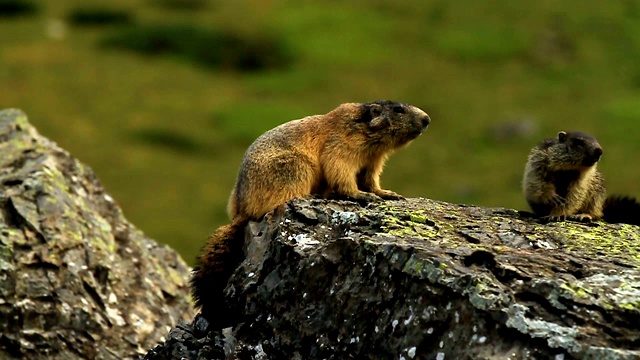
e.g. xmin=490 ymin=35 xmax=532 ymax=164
xmin=522 ymin=130 xmax=640 ymax=224
xmin=192 ymin=100 xmax=431 ymax=325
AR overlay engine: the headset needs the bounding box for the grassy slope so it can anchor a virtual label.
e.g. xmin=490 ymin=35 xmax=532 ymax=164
xmin=1 ymin=0 xmax=639 ymax=262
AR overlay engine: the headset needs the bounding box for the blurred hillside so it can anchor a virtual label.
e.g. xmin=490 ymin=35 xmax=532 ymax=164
xmin=1 ymin=0 xmax=639 ymax=263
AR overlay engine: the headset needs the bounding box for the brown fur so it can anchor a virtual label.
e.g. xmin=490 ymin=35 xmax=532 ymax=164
xmin=522 ymin=131 xmax=605 ymax=222
xmin=192 ymin=100 xmax=430 ymax=325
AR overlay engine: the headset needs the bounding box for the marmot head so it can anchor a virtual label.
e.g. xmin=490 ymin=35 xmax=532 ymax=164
xmin=546 ymin=131 xmax=603 ymax=170
xmin=356 ymin=100 xmax=431 ymax=147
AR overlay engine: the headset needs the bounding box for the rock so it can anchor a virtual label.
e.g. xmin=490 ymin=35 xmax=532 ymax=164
xmin=145 ymin=197 xmax=640 ymax=359
xmin=0 ymin=109 xmax=195 ymax=359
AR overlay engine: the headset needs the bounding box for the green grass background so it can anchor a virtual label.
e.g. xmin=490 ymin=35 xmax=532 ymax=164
xmin=2 ymin=0 xmax=640 ymax=263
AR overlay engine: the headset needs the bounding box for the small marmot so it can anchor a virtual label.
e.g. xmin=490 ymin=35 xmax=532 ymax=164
xmin=192 ymin=100 xmax=431 ymax=325
xmin=522 ymin=130 xmax=640 ymax=224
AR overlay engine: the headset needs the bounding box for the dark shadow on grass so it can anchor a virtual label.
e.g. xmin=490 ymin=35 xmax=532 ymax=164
xmin=100 ymin=23 xmax=294 ymax=72
xmin=0 ymin=0 xmax=37 ymax=18
xmin=67 ymin=7 xmax=134 ymax=27
xmin=130 ymin=128 xmax=205 ymax=155
xmin=150 ymin=0 xmax=209 ymax=10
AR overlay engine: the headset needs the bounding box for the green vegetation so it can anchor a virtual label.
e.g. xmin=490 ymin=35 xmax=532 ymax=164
xmin=2 ymin=0 xmax=640 ymax=263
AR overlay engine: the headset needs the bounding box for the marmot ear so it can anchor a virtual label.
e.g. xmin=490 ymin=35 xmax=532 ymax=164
xmin=369 ymin=103 xmax=383 ymax=118
xmin=557 ymin=131 xmax=567 ymax=142
xmin=357 ymin=103 xmax=384 ymax=123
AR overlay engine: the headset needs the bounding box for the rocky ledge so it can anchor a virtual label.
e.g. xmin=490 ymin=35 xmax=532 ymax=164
xmin=146 ymin=196 xmax=640 ymax=359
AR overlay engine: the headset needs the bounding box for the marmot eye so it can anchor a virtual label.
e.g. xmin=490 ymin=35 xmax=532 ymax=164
xmin=393 ymin=106 xmax=405 ymax=114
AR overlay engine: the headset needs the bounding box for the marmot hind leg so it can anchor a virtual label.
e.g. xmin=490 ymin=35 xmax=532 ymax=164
xmin=239 ymin=152 xmax=318 ymax=218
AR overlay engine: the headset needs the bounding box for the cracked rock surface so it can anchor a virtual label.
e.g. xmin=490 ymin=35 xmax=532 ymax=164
xmin=0 ymin=109 xmax=195 ymax=359
xmin=146 ymin=195 xmax=640 ymax=359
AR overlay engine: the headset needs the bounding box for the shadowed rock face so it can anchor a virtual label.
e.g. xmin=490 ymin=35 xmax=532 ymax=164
xmin=0 ymin=109 xmax=195 ymax=359
xmin=146 ymin=199 xmax=640 ymax=359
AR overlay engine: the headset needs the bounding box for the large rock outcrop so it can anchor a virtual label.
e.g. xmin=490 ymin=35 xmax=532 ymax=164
xmin=145 ymin=197 xmax=640 ymax=359
xmin=0 ymin=109 xmax=195 ymax=359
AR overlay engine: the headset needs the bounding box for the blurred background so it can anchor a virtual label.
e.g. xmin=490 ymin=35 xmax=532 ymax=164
xmin=1 ymin=0 xmax=639 ymax=263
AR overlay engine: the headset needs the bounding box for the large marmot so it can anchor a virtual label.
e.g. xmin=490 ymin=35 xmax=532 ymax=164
xmin=192 ymin=100 xmax=431 ymax=326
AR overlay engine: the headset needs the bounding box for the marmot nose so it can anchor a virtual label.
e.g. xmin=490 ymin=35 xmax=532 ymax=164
xmin=593 ymin=147 xmax=603 ymax=159
xmin=421 ymin=114 xmax=431 ymax=128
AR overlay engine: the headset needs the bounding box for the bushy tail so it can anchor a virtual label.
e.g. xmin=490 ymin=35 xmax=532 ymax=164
xmin=603 ymin=195 xmax=640 ymax=226
xmin=190 ymin=216 xmax=249 ymax=327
